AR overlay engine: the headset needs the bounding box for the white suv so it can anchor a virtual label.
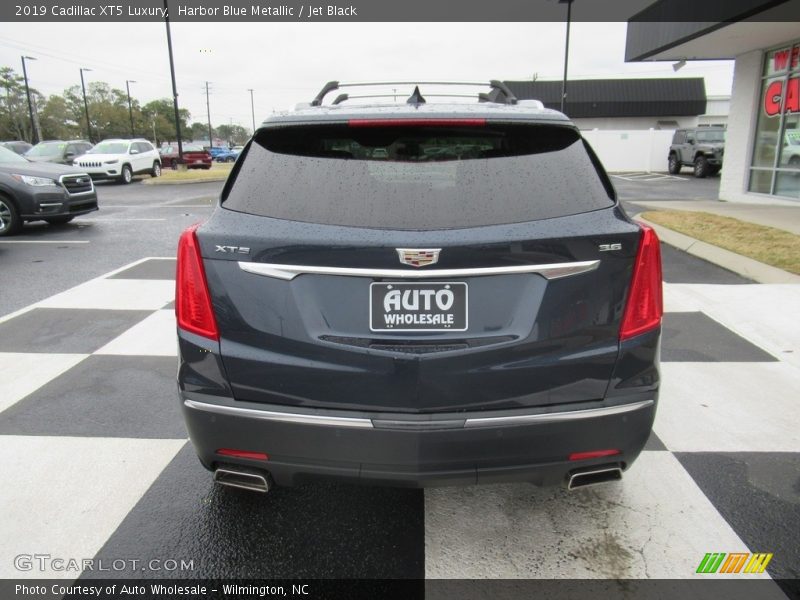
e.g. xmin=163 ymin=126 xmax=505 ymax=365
xmin=74 ymin=138 xmax=161 ymax=184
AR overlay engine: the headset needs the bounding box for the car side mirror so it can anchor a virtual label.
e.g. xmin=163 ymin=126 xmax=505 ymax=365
xmin=65 ymin=152 xmax=75 ymax=158
xmin=130 ymin=149 xmax=139 ymax=155
xmin=687 ymin=138 xmax=695 ymax=144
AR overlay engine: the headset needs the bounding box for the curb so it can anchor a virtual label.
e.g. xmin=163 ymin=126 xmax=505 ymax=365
xmin=634 ymin=216 xmax=800 ymax=284
xmin=142 ymin=177 xmax=227 ymax=186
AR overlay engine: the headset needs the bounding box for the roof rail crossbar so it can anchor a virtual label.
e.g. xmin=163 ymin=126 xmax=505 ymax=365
xmin=311 ymin=80 xmax=519 ymax=106
xmin=332 ymin=93 xmax=490 ymax=105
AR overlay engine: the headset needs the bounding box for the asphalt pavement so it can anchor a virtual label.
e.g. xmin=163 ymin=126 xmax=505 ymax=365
xmin=0 ymin=180 xmax=217 ymax=314
xmin=1 ymin=175 xmax=798 ymax=594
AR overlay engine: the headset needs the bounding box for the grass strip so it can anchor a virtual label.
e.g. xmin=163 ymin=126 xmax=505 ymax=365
xmin=641 ymin=210 xmax=800 ymax=275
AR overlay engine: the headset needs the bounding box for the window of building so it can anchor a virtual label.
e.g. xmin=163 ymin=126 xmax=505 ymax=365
xmin=749 ymin=42 xmax=800 ymax=199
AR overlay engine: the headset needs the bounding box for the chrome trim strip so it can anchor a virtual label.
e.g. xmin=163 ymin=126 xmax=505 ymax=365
xmin=185 ymin=398 xmax=653 ymax=430
xmin=184 ymin=399 xmax=374 ymax=428
xmin=238 ymin=259 xmax=600 ymax=281
xmin=463 ymin=400 xmax=654 ymax=428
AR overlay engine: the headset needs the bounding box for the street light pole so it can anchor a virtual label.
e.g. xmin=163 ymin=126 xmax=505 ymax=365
xmin=79 ymin=67 xmax=93 ymax=143
xmin=559 ymin=0 xmax=572 ymax=114
xmin=205 ymin=81 xmax=213 ymax=149
xmin=125 ymin=79 xmax=136 ymax=137
xmin=247 ymin=88 xmax=255 ymax=133
xmin=164 ymin=0 xmax=183 ymax=164
xmin=20 ymin=56 xmax=38 ymax=144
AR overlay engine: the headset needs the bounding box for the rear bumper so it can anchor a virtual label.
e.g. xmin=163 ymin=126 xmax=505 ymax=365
xmin=180 ymin=390 xmax=656 ymax=488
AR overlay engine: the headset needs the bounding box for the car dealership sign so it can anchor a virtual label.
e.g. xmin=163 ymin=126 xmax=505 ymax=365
xmin=764 ymin=77 xmax=799 ymax=116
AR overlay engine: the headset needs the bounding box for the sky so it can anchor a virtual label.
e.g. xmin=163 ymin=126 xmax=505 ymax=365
xmin=0 ymin=21 xmax=735 ymax=130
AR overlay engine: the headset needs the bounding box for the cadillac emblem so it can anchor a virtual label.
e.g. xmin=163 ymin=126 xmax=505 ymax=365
xmin=396 ymin=248 xmax=441 ymax=267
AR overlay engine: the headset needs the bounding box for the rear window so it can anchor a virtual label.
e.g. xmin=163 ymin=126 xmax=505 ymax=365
xmin=222 ymin=123 xmax=614 ymax=230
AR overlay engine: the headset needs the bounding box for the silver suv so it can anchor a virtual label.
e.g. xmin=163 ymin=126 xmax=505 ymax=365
xmin=668 ymin=128 xmax=725 ymax=178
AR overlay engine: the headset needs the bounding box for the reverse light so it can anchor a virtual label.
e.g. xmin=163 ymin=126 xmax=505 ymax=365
xmin=216 ymin=448 xmax=269 ymax=461
xmin=619 ymin=224 xmax=663 ymax=341
xmin=348 ymin=118 xmax=486 ymax=127
xmin=569 ymin=449 xmax=620 ymax=461
xmin=176 ymin=223 xmax=219 ymax=340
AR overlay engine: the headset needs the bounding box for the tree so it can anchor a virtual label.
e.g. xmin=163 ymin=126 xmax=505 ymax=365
xmin=188 ymin=121 xmax=212 ymax=143
xmin=62 ymin=82 xmax=141 ymax=141
xmin=141 ymin=99 xmax=190 ymax=146
xmin=216 ymin=123 xmax=250 ymax=145
xmin=39 ymin=94 xmax=79 ymax=140
xmin=0 ymin=67 xmax=36 ymax=142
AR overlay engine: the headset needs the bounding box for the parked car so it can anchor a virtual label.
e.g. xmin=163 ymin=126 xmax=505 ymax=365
xmin=214 ymin=146 xmax=243 ymax=162
xmin=209 ymin=146 xmax=229 ymax=159
xmin=176 ymin=80 xmax=663 ymax=494
xmin=0 ymin=145 xmax=98 ymax=236
xmin=779 ymin=129 xmax=800 ymax=170
xmin=0 ymin=141 xmax=33 ymax=155
xmin=24 ymin=140 xmax=93 ymax=166
xmin=160 ymin=144 xmax=212 ymax=169
xmin=668 ymin=127 xmax=725 ymax=178
xmin=73 ymin=138 xmax=161 ymax=184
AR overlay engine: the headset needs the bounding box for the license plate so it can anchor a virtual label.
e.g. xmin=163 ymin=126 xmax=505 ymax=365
xmin=370 ymin=282 xmax=468 ymax=332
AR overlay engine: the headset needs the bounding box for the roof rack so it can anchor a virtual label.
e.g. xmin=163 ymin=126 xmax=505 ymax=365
xmin=310 ymin=80 xmax=518 ymax=107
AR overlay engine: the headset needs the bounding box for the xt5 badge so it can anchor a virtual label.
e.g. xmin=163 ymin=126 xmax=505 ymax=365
xmin=215 ymin=245 xmax=250 ymax=254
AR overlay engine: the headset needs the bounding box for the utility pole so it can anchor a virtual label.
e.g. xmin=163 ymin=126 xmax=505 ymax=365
xmin=20 ymin=56 xmax=37 ymax=144
xmin=559 ymin=0 xmax=573 ymax=114
xmin=205 ymin=81 xmax=213 ymax=149
xmin=247 ymin=88 xmax=255 ymax=133
xmin=164 ymin=0 xmax=183 ymax=164
xmin=125 ymin=80 xmax=136 ymax=137
xmin=79 ymin=67 xmax=93 ymax=142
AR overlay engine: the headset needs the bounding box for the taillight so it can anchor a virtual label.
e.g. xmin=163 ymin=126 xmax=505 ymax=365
xmin=620 ymin=224 xmax=663 ymax=341
xmin=176 ymin=223 xmax=219 ymax=341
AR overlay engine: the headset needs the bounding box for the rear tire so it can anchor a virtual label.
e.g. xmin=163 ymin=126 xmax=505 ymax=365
xmin=667 ymin=153 xmax=681 ymax=174
xmin=693 ymin=155 xmax=710 ymax=178
xmin=119 ymin=164 xmax=133 ymax=184
xmin=0 ymin=196 xmax=21 ymax=237
xmin=151 ymin=161 xmax=161 ymax=178
xmin=44 ymin=216 xmax=75 ymax=225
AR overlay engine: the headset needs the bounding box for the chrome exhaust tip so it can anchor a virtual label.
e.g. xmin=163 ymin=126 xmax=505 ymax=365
xmin=214 ymin=467 xmax=271 ymax=493
xmin=567 ymin=466 xmax=623 ymax=491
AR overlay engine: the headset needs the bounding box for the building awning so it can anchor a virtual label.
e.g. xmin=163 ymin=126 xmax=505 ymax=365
xmin=625 ymin=0 xmax=800 ymax=61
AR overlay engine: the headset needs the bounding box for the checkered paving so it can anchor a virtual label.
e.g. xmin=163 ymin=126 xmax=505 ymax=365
xmin=1 ymin=257 xmax=798 ymax=583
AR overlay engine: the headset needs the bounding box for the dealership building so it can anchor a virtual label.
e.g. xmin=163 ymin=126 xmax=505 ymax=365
xmin=626 ymin=1 xmax=800 ymax=203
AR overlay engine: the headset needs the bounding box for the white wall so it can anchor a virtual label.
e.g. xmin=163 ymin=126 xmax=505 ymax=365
xmin=574 ymin=116 xmax=697 ymax=130
xmin=583 ymin=129 xmax=675 ymax=172
xmin=720 ymin=49 xmax=765 ymax=203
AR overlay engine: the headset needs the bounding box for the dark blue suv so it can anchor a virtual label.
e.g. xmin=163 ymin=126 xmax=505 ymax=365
xmin=175 ymin=81 xmax=663 ymax=494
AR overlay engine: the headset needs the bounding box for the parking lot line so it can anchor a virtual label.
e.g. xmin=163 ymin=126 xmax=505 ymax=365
xmin=76 ymin=218 xmax=167 ymax=222
xmin=0 ymin=240 xmax=90 ymax=244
